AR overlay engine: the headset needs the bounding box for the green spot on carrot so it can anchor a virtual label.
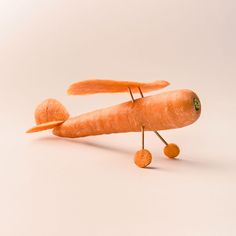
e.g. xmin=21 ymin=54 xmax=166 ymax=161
xmin=193 ymin=98 xmax=201 ymax=111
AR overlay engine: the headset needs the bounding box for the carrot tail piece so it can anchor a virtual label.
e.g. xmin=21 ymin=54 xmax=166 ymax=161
xmin=26 ymin=98 xmax=70 ymax=134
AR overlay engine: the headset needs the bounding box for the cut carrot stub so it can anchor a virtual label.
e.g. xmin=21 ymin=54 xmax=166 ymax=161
xmin=164 ymin=143 xmax=180 ymax=158
xmin=26 ymin=121 xmax=65 ymax=133
xmin=67 ymin=79 xmax=170 ymax=95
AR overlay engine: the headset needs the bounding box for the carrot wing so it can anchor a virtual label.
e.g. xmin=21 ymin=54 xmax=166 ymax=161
xmin=67 ymin=79 xmax=170 ymax=95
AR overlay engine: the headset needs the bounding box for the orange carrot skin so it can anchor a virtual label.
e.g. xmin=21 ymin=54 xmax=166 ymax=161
xmin=53 ymin=89 xmax=201 ymax=138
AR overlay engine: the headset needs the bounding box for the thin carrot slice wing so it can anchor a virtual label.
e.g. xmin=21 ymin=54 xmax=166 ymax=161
xmin=26 ymin=120 xmax=65 ymax=133
xmin=67 ymin=79 xmax=170 ymax=95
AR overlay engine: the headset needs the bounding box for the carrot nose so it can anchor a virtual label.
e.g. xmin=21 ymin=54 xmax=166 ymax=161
xmin=35 ymin=98 xmax=70 ymax=125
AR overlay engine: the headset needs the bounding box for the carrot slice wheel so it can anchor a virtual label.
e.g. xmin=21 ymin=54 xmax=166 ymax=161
xmin=134 ymin=149 xmax=152 ymax=168
xmin=164 ymin=143 xmax=180 ymax=158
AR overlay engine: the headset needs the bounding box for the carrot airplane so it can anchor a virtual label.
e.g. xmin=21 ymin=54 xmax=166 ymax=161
xmin=26 ymin=79 xmax=201 ymax=168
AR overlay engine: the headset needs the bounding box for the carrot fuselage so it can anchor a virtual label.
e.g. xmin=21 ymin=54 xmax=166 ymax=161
xmin=53 ymin=89 xmax=201 ymax=138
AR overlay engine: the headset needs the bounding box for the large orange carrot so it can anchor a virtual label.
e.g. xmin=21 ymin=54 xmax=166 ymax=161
xmin=52 ymin=89 xmax=201 ymax=138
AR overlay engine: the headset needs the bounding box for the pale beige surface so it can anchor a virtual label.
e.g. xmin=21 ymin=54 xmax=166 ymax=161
xmin=0 ymin=0 xmax=236 ymax=235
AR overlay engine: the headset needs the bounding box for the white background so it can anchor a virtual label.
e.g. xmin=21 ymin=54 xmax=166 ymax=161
xmin=0 ymin=0 xmax=236 ymax=235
